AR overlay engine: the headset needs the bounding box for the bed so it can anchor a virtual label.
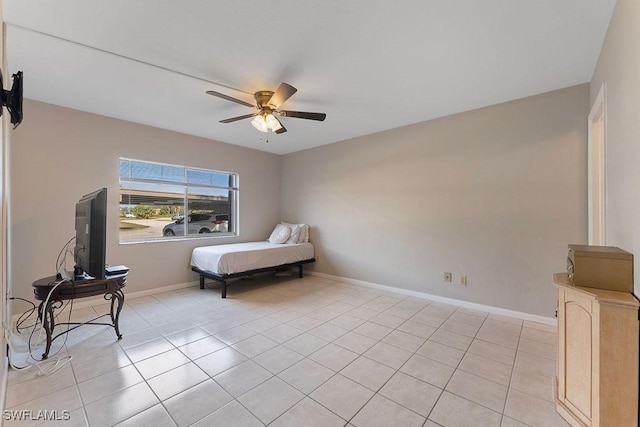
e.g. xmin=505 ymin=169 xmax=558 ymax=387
xmin=190 ymin=240 xmax=315 ymax=298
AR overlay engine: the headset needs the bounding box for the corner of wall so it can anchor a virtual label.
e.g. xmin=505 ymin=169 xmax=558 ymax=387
xmin=0 ymin=3 xmax=10 ymax=413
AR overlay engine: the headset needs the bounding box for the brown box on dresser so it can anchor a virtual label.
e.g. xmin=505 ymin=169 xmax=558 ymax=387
xmin=567 ymin=244 xmax=633 ymax=292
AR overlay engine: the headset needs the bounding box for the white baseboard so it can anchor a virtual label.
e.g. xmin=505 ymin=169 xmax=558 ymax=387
xmin=83 ymin=280 xmax=201 ymax=308
xmin=310 ymin=271 xmax=557 ymax=326
xmin=10 ymin=273 xmax=556 ymax=330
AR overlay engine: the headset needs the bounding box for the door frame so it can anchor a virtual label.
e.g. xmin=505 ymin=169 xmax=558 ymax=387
xmin=587 ymin=83 xmax=607 ymax=246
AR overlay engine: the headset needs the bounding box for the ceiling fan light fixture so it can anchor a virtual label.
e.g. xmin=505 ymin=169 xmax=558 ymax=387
xmin=251 ymin=114 xmax=268 ymax=132
xmin=265 ymin=113 xmax=282 ymax=131
xmin=252 ymin=112 xmax=282 ymax=133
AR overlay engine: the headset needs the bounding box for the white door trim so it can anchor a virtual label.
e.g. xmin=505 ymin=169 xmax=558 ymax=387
xmin=587 ymin=83 xmax=607 ymax=245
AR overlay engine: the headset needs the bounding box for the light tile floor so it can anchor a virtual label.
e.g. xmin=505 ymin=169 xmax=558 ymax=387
xmin=5 ymin=275 xmax=570 ymax=426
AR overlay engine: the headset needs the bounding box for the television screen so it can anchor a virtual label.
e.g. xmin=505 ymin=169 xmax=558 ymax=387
xmin=74 ymin=188 xmax=107 ymax=280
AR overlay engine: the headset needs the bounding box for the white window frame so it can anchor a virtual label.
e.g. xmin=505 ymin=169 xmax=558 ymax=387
xmin=119 ymin=158 xmax=238 ymax=243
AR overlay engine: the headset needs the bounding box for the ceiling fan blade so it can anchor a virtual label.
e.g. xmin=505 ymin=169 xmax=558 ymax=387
xmin=274 ymin=116 xmax=287 ymax=134
xmin=206 ymin=90 xmax=255 ymax=108
xmin=220 ymin=113 xmax=256 ymax=123
xmin=269 ymin=83 xmax=297 ymax=108
xmin=279 ymin=110 xmax=326 ymax=121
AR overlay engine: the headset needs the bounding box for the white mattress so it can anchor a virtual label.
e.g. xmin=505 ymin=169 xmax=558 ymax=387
xmin=190 ymin=241 xmax=315 ymax=275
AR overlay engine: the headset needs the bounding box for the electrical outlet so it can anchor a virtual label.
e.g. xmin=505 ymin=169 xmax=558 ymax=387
xmin=460 ymin=275 xmax=467 ymax=285
xmin=444 ymin=272 xmax=452 ymax=282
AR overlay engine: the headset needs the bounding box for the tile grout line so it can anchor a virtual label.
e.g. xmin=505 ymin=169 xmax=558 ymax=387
xmin=500 ymin=320 xmax=524 ymax=426
xmin=421 ymin=306 xmax=490 ymax=423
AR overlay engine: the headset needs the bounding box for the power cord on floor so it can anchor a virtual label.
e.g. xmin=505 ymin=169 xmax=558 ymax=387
xmin=5 ymin=327 xmax=72 ymax=375
xmin=8 ymin=289 xmax=74 ymax=375
xmin=5 ymin=237 xmax=81 ymax=375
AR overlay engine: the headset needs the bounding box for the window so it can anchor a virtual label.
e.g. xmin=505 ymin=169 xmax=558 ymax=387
xmin=119 ymin=158 xmax=238 ymax=243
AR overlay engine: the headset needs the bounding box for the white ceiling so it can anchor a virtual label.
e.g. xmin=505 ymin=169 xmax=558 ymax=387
xmin=3 ymin=1 xmax=616 ymax=155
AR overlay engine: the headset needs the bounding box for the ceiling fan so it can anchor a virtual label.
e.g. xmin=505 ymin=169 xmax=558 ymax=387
xmin=206 ymin=82 xmax=326 ymax=134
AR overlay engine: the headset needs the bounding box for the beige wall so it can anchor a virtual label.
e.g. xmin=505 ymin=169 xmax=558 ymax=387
xmin=8 ymin=84 xmax=592 ymax=319
xmin=9 ymin=99 xmax=281 ymax=309
xmin=590 ymin=0 xmax=640 ymax=296
xmin=281 ymin=84 xmax=590 ymax=317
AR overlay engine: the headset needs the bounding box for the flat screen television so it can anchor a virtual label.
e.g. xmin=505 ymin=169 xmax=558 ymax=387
xmin=74 ymin=188 xmax=107 ymax=281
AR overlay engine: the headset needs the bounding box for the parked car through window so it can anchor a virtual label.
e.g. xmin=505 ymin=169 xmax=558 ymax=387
xmin=162 ymin=213 xmax=229 ymax=236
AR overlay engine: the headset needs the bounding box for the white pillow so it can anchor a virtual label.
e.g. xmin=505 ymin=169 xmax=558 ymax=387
xmin=284 ymin=224 xmax=302 ymax=244
xmin=268 ymin=223 xmax=291 ymax=244
xmin=300 ymin=224 xmax=310 ymax=243
xmin=282 ymin=222 xmax=310 ymax=243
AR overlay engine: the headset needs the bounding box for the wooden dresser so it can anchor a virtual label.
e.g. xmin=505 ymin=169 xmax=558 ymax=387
xmin=554 ymin=273 xmax=639 ymax=426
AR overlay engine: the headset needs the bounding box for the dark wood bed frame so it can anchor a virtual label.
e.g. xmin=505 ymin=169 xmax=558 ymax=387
xmin=192 ymin=258 xmax=316 ymax=298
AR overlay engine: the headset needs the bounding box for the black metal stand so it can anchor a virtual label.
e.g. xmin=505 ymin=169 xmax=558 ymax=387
xmin=32 ymin=274 xmax=127 ymax=360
